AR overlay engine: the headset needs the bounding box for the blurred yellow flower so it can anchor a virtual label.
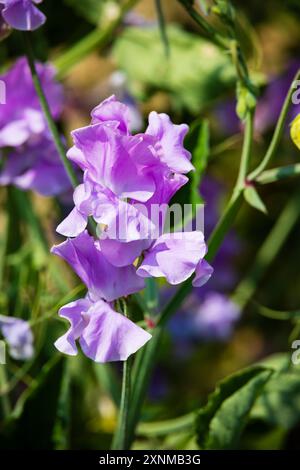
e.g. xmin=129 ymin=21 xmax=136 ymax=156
xmin=290 ymin=114 xmax=300 ymax=149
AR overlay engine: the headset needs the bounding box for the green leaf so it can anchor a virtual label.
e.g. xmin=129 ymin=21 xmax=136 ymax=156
xmin=186 ymin=119 xmax=210 ymax=207
xmin=251 ymin=365 xmax=300 ymax=430
xmin=196 ymin=366 xmax=272 ymax=449
xmin=244 ymin=186 xmax=267 ymax=214
xmin=0 ymin=356 xmax=65 ymax=449
xmin=113 ymin=25 xmax=234 ymax=113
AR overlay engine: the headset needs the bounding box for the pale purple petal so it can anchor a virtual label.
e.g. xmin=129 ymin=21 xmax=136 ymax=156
xmin=54 ymin=299 xmax=91 ymax=356
xmin=91 ymin=95 xmax=131 ymax=134
xmin=56 ymin=207 xmax=88 ymax=237
xmin=79 ymin=300 xmax=152 ymax=362
xmin=2 ymin=0 xmax=46 ymax=31
xmin=137 ymin=232 xmax=207 ymax=285
xmin=99 ymin=238 xmax=150 ymax=267
xmin=51 ymin=231 xmax=144 ymax=301
xmin=192 ymin=259 xmax=214 ymax=287
xmin=68 ymin=123 xmax=155 ymax=202
xmin=146 ymin=112 xmax=194 ymax=174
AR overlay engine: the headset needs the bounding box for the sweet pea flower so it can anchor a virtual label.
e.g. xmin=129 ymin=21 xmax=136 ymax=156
xmin=58 ymin=96 xmax=192 ymax=262
xmin=0 ymin=315 xmax=34 ymax=360
xmin=51 ymin=231 xmax=151 ymax=362
xmin=0 ymin=58 xmax=71 ymax=196
xmin=0 ymin=57 xmax=63 ymax=148
xmin=0 ymin=0 xmax=46 ymax=31
xmin=0 ymin=136 xmax=71 ymax=196
xmin=169 ymin=293 xmax=240 ymax=346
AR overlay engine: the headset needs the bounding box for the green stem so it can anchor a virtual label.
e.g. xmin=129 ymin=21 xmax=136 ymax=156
xmin=236 ymin=111 xmax=254 ymax=189
xmin=54 ymin=0 xmax=140 ymax=79
xmin=111 ymin=356 xmax=133 ymax=450
xmin=111 ymin=299 xmax=132 ymax=450
xmin=177 ymin=0 xmax=229 ymax=49
xmin=256 ymin=163 xmax=300 ymax=185
xmin=155 ymin=0 xmax=170 ymax=58
xmin=127 ymin=327 xmax=162 ymax=447
xmin=248 ymin=69 xmax=300 ymax=181
xmin=0 ymin=365 xmax=11 ymax=418
xmin=22 ymin=32 xmax=78 ymax=188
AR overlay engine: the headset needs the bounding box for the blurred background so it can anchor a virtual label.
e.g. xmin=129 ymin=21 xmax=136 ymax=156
xmin=1 ymin=0 xmax=300 ymax=450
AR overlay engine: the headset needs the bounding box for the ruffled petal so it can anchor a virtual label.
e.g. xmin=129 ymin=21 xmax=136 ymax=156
xmin=51 ymin=231 xmax=144 ymax=301
xmin=146 ymin=112 xmax=194 ymax=174
xmin=137 ymin=232 xmax=207 ymax=285
xmin=54 ymin=299 xmax=91 ymax=356
xmin=79 ymin=300 xmax=152 ymax=362
xmin=56 ymin=207 xmax=87 ymax=237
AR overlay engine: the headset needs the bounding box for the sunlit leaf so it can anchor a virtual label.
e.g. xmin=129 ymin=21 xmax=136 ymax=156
xmin=196 ymin=366 xmax=272 ymax=449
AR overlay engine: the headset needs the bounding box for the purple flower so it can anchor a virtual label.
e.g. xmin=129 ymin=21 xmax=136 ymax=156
xmin=0 ymin=136 xmax=71 ymax=196
xmin=0 ymin=57 xmax=63 ymax=148
xmin=169 ymin=293 xmax=240 ymax=344
xmin=57 ymin=96 xmax=191 ymax=248
xmin=51 ymin=231 xmax=151 ymax=362
xmin=0 ymin=315 xmax=34 ymax=360
xmin=192 ymin=293 xmax=240 ymax=340
xmin=0 ymin=58 xmax=71 ymax=196
xmin=0 ymin=0 xmax=46 ymax=31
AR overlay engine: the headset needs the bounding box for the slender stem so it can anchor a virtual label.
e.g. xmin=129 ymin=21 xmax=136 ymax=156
xmin=54 ymin=0 xmax=140 ymax=79
xmin=177 ymin=0 xmax=229 ymax=49
xmin=127 ymin=327 xmax=162 ymax=447
xmin=155 ymin=0 xmax=170 ymax=58
xmin=236 ymin=111 xmax=254 ymax=189
xmin=22 ymin=32 xmax=78 ymax=189
xmin=248 ymin=69 xmax=300 ymax=181
xmin=111 ymin=299 xmax=132 ymax=450
xmin=256 ymin=163 xmax=300 ymax=185
xmin=0 ymin=365 xmax=11 ymax=417
xmin=111 ymin=356 xmax=133 ymax=449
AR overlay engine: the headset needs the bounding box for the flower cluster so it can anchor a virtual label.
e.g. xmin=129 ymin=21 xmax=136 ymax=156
xmin=0 ymin=0 xmax=45 ymax=31
xmin=0 ymin=58 xmax=71 ymax=196
xmin=52 ymin=95 xmax=213 ymax=363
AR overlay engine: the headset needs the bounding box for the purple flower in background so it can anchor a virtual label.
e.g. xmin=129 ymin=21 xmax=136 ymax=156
xmin=0 ymin=57 xmax=62 ymax=148
xmin=192 ymin=293 xmax=240 ymax=340
xmin=51 ymin=231 xmax=151 ymax=362
xmin=0 ymin=315 xmax=34 ymax=360
xmin=0 ymin=58 xmax=71 ymax=196
xmin=0 ymin=0 xmax=46 ymax=31
xmin=169 ymin=293 xmax=240 ymax=345
xmin=0 ymin=136 xmax=71 ymax=196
